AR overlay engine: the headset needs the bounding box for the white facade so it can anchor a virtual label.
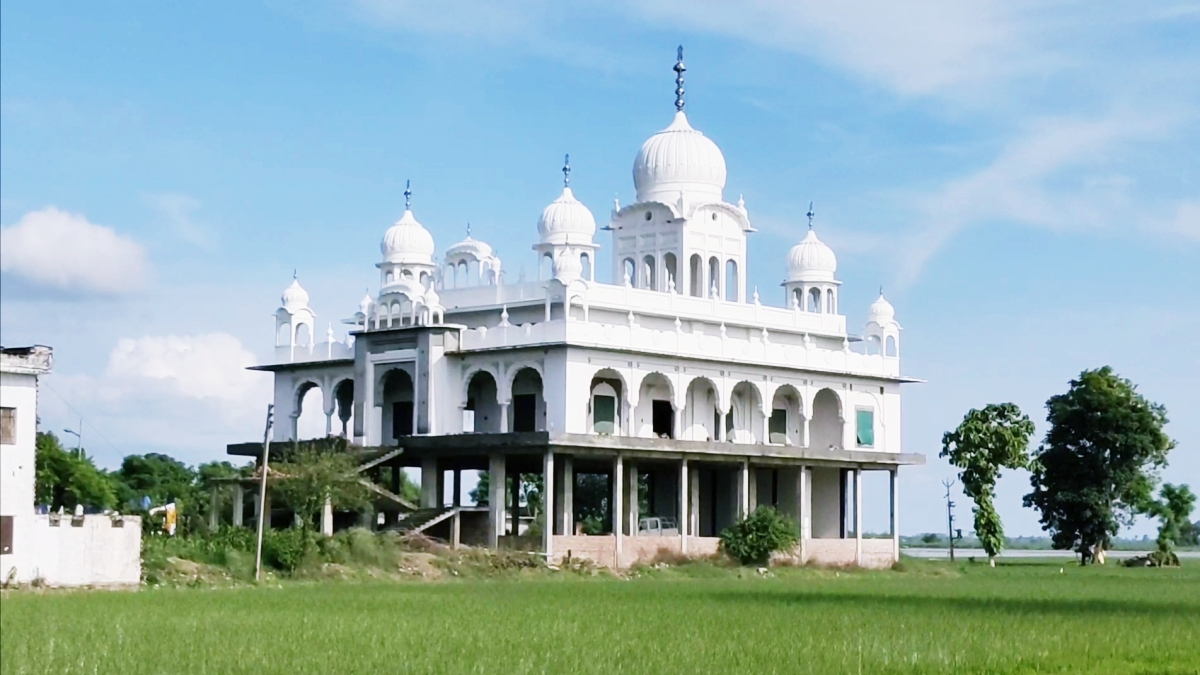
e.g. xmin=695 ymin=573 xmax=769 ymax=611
xmin=1 ymin=346 xmax=142 ymax=587
xmin=242 ymin=50 xmax=922 ymax=568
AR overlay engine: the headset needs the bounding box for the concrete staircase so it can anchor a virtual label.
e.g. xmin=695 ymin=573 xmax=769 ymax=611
xmin=395 ymin=507 xmax=457 ymax=535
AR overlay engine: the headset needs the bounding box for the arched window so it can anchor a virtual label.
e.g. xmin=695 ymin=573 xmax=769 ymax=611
xmin=663 ymin=253 xmax=678 ymax=291
xmin=808 ymin=288 xmax=821 ymax=313
xmin=419 ymin=271 xmax=429 ymax=288
xmin=642 ymin=255 xmax=656 ymax=290
xmin=826 ymin=288 xmax=835 ymax=314
xmin=467 ymin=260 xmax=480 ymax=285
xmin=622 ymin=258 xmax=636 ymax=286
xmin=689 ymin=254 xmax=703 ymax=297
xmin=708 ymin=257 xmax=720 ymax=298
xmin=885 ymin=335 xmax=898 ymax=357
xmin=792 ymin=288 xmax=803 ymax=309
xmin=580 ymin=252 xmax=591 ymax=281
xmin=865 ymin=335 xmax=881 ymax=355
xmin=540 ymin=254 xmax=553 ymax=281
xmin=725 ymin=260 xmax=739 ymax=302
xmin=295 ymin=323 xmax=311 ymax=347
xmin=444 ymin=264 xmax=456 ymax=289
xmin=276 ymin=322 xmax=291 ymax=346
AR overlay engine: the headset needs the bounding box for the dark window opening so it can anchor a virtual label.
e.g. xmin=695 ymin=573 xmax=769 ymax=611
xmin=0 ymin=515 xmax=13 ymax=555
xmin=652 ymin=400 xmax=674 ymax=438
xmin=769 ymin=409 xmax=787 ymax=444
xmin=392 ymin=402 xmax=414 ymax=438
xmin=593 ymin=395 xmax=616 ymax=434
xmin=513 ymin=394 xmax=537 ymax=432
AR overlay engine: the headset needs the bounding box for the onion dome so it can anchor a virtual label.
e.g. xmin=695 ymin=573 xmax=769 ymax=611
xmin=633 ymin=111 xmax=727 ymax=204
xmin=537 ymin=187 xmax=597 ymax=245
xmin=381 ymin=210 xmax=435 ymax=265
xmin=786 ymin=229 xmax=837 ymax=283
xmin=358 ymin=291 xmax=374 ymax=315
xmin=867 ymin=292 xmax=896 ymax=326
xmin=281 ymin=275 xmax=310 ymax=311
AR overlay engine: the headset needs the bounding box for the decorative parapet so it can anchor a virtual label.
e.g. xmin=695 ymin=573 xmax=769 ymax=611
xmin=269 ymin=339 xmax=353 ymax=366
xmin=0 ymin=345 xmax=53 ymax=375
xmin=459 ymin=318 xmax=901 ymax=378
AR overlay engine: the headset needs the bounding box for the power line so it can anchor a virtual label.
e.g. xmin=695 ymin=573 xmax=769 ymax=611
xmin=40 ymin=379 xmax=126 ymax=459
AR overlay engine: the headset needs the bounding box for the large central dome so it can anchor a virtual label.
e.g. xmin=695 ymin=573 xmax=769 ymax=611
xmin=632 ymin=111 xmax=727 ymax=205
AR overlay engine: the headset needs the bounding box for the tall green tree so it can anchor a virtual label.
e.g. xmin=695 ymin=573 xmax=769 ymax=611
xmin=1149 ymin=483 xmax=1195 ymax=562
xmin=940 ymin=403 xmax=1035 ymax=564
xmin=34 ymin=432 xmax=117 ymax=511
xmin=1023 ymin=367 xmax=1174 ymax=564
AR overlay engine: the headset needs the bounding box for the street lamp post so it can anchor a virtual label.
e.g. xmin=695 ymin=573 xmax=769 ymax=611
xmin=63 ymin=418 xmax=83 ymax=457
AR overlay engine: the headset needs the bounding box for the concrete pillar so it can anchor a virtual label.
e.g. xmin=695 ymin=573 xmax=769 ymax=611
xmin=558 ymin=455 xmax=574 ymax=536
xmin=321 ymin=497 xmax=333 ymax=536
xmin=740 ymin=461 xmax=751 ymax=520
xmin=452 ymin=509 xmax=461 ymax=549
xmin=626 ymin=463 xmax=639 ymax=536
xmin=679 ymin=458 xmax=689 ymax=553
xmin=488 ymin=453 xmax=506 ymax=547
xmin=325 ymin=411 xmax=333 ymax=437
xmin=420 ymin=457 xmax=439 ymax=509
xmin=614 ymin=454 xmax=624 ymax=563
xmin=499 ymin=402 xmax=510 ymax=433
xmin=890 ymin=468 xmax=900 ymax=563
xmin=718 ymin=411 xmax=727 ymax=442
xmin=689 ymin=464 xmax=700 ymax=538
xmin=209 ymin=485 xmax=220 ymax=530
xmin=855 ymin=467 xmax=863 ymax=566
xmin=511 ymin=469 xmax=521 ymax=537
xmin=543 ymin=451 xmax=555 ymax=559
xmin=799 ymin=466 xmax=809 ymax=563
xmin=453 ymin=469 xmax=462 ymax=507
xmin=232 ymin=486 xmax=244 ymax=527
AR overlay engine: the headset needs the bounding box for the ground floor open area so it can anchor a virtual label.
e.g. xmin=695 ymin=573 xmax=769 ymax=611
xmin=3 ymin=561 xmax=1196 ymax=674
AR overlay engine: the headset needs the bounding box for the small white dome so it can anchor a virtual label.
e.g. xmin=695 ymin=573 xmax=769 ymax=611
xmin=633 ymin=112 xmax=727 ymax=204
xmin=381 ymin=210 xmax=435 ymax=264
xmin=358 ymin=291 xmax=374 ymax=315
xmin=786 ymin=229 xmax=838 ymax=282
xmin=423 ymin=285 xmax=441 ymax=307
xmin=281 ymin=277 xmax=309 ymax=311
xmin=445 ymin=235 xmax=494 ymax=262
xmin=868 ymin=293 xmax=896 ymax=326
xmin=538 ymin=188 xmax=596 ymax=245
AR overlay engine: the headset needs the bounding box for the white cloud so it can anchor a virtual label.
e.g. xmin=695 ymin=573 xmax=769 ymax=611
xmin=39 ymin=333 xmax=274 ymax=466
xmin=0 ymin=207 xmax=150 ymax=296
xmin=106 ymin=334 xmax=265 ymax=403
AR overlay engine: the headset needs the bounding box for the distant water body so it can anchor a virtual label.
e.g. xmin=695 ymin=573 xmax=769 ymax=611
xmin=903 ymin=547 xmax=1200 ymax=560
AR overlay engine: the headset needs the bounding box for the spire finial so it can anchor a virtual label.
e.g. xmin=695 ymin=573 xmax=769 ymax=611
xmin=404 ymin=179 xmax=412 ymax=210
xmin=807 ymin=201 xmax=815 ymax=229
xmin=466 ymin=222 xmax=471 ymax=238
xmin=673 ymin=46 xmax=686 ymax=112
xmin=293 ymin=268 xmax=297 ymax=280
xmin=879 ymin=285 xmax=884 ymax=297
xmin=563 ymin=154 xmax=571 ymax=188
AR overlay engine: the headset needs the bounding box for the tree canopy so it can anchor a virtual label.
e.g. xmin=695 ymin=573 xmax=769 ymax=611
xmin=272 ymin=439 xmax=372 ymax=532
xmin=34 ymin=431 xmax=116 ymax=511
xmin=1023 ymin=367 xmax=1174 ymax=562
xmin=940 ymin=403 xmax=1034 ymax=562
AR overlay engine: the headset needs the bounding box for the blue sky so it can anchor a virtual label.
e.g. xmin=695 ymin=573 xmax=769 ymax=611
xmin=2 ymin=1 xmax=1197 ymax=537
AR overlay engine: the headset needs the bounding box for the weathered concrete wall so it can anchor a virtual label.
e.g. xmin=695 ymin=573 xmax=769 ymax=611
xmin=1 ymin=515 xmax=142 ymax=588
xmin=860 ymin=538 xmax=895 ymax=569
xmin=552 ymin=535 xmax=723 ymax=569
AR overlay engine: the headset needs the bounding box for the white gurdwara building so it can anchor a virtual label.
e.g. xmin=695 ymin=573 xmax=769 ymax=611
xmin=230 ymin=50 xmax=922 ymax=568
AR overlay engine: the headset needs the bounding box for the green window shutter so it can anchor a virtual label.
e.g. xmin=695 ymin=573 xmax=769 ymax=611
xmin=856 ymin=409 xmax=874 ymax=447
xmin=593 ymin=395 xmax=616 ymax=434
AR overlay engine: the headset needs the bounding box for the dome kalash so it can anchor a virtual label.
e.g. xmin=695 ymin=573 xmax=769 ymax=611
xmin=786 ymin=228 xmax=838 ymax=283
xmin=537 ymin=186 xmax=597 ymax=245
xmin=380 ymin=209 xmax=435 ymax=265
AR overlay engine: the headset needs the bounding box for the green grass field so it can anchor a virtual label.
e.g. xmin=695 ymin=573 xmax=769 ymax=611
xmin=3 ymin=561 xmax=1198 ymax=675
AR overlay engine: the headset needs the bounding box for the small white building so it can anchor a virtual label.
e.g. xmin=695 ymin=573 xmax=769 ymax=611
xmin=0 ymin=346 xmax=141 ymax=587
xmin=230 ymin=49 xmax=923 ymax=568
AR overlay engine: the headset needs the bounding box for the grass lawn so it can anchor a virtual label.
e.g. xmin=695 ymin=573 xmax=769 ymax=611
xmin=2 ymin=560 xmax=1198 ymax=674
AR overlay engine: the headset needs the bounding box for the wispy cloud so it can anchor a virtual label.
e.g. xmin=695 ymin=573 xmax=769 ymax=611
xmin=143 ymin=192 xmax=216 ymax=251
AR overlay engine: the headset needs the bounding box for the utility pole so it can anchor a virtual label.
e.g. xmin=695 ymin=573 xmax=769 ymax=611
xmin=942 ymin=478 xmax=957 ymax=562
xmin=254 ymin=404 xmax=274 ymax=582
xmin=63 ymin=417 xmax=83 ymax=457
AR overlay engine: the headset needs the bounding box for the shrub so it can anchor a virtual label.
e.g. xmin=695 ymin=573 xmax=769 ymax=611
xmin=263 ymin=527 xmax=308 ymax=573
xmin=719 ymin=507 xmax=799 ymax=566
